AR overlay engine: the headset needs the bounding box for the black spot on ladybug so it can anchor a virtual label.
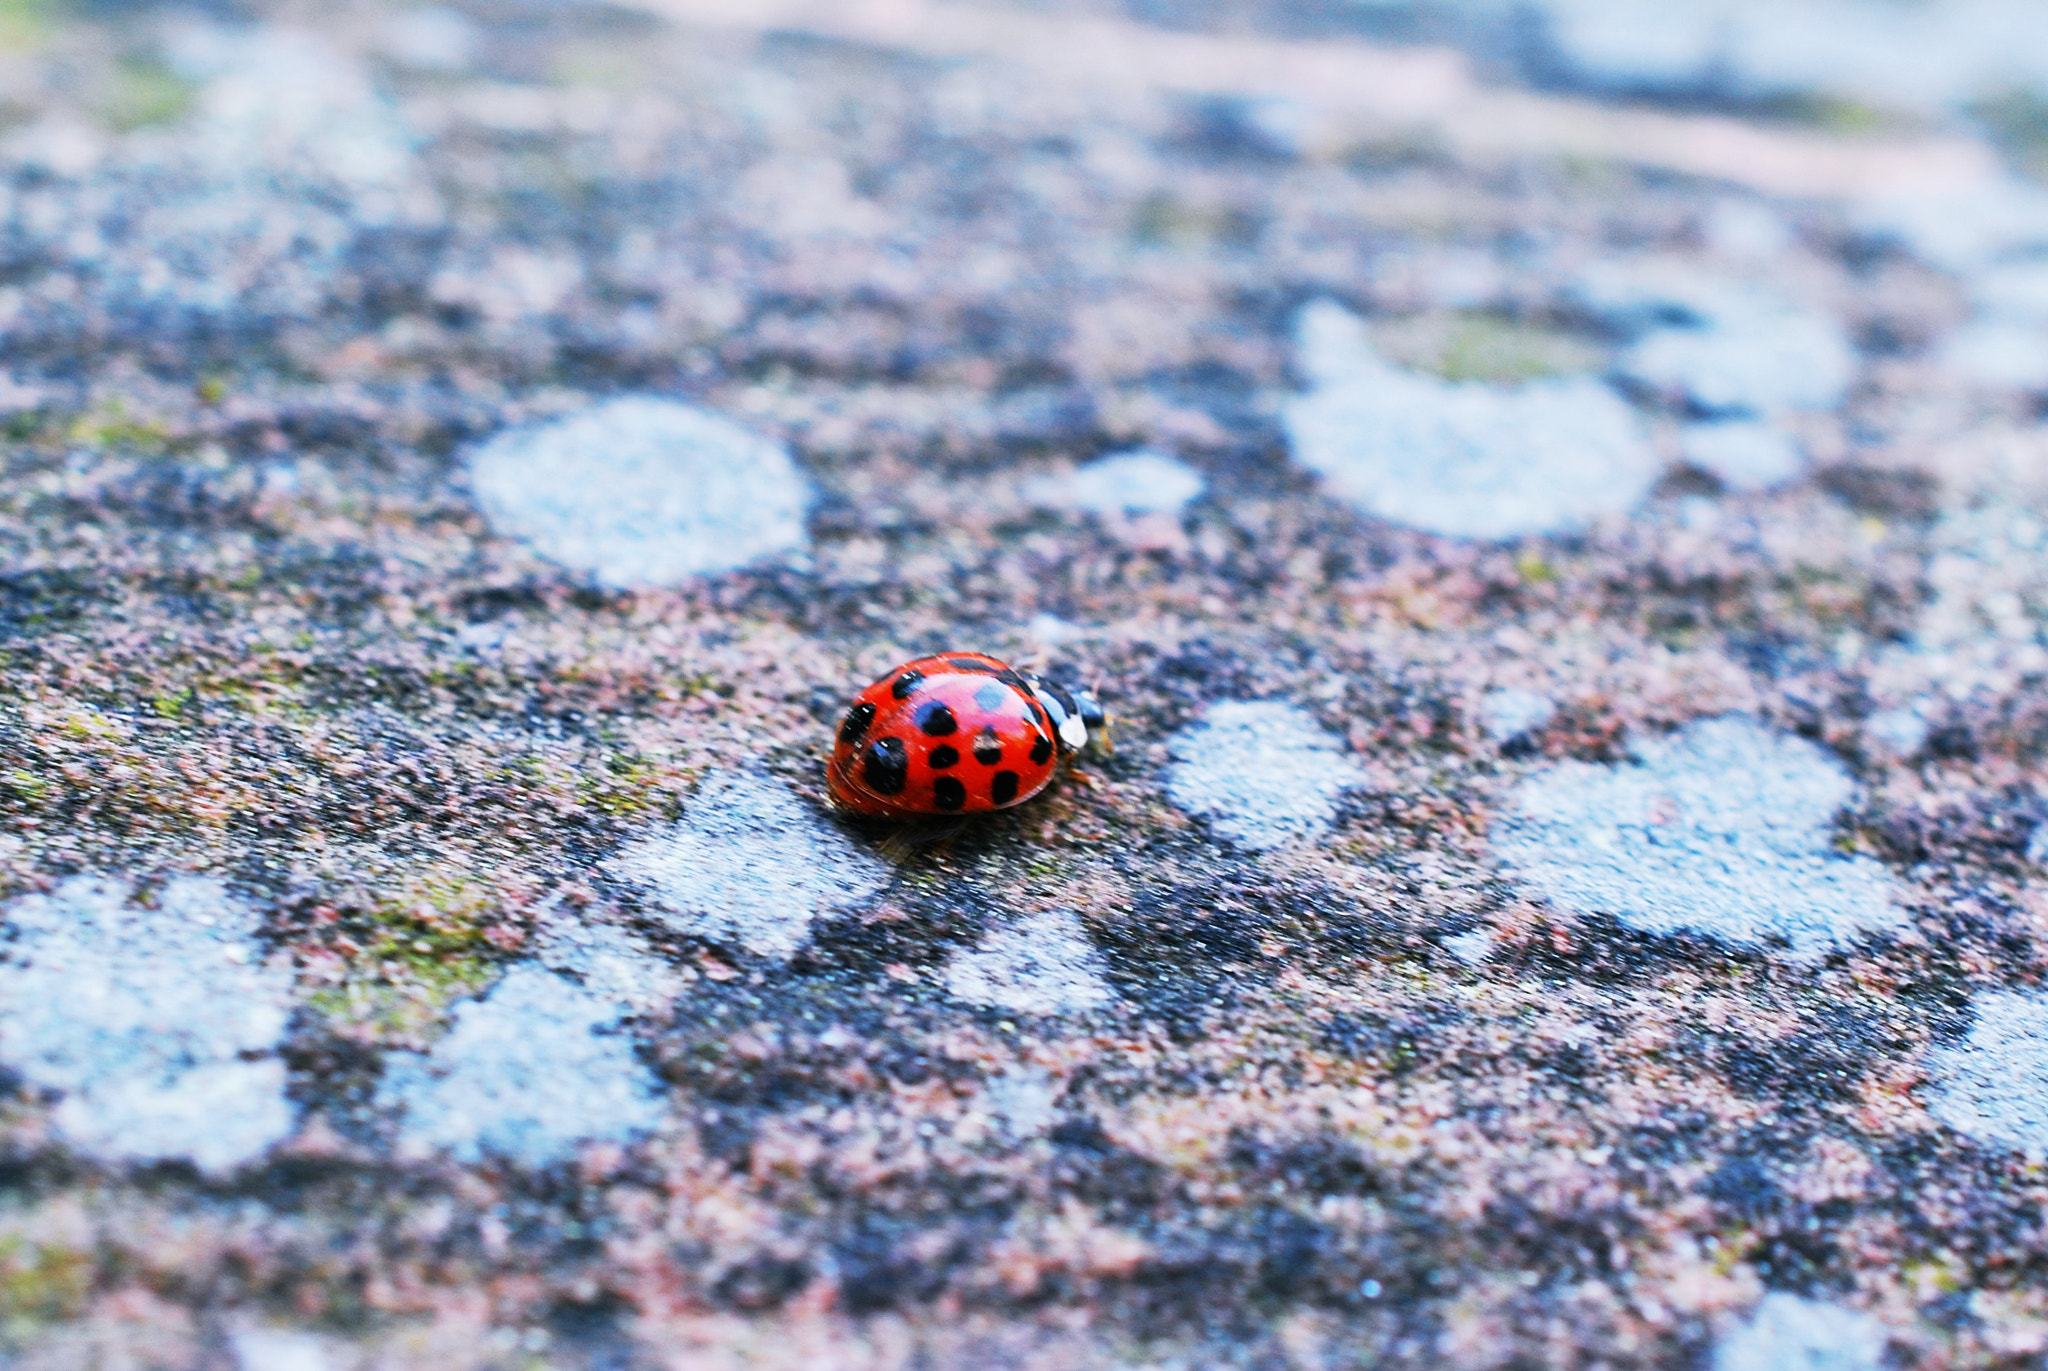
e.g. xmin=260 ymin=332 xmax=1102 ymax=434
xmin=1029 ymin=734 xmax=1053 ymax=764
xmin=995 ymin=668 xmax=1031 ymax=691
xmin=973 ymin=682 xmax=1008 ymax=712
xmin=973 ymin=727 xmax=1002 ymax=766
xmin=838 ymin=701 xmax=876 ymax=747
xmin=914 ymin=701 xmax=958 ymax=736
xmin=933 ymin=776 xmax=966 ymax=811
xmin=929 ymin=744 xmax=960 ymax=769
xmin=891 ymin=671 xmax=925 ymax=700
xmin=1031 ymin=703 xmax=1053 ymax=730
xmin=948 ymin=658 xmax=996 ymax=672
xmin=864 ymin=737 xmax=908 ymax=794
xmin=992 ymin=771 xmax=1020 ymax=805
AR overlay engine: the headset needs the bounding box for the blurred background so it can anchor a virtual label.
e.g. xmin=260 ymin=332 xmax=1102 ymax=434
xmin=6 ymin=3 xmax=2048 ymax=1369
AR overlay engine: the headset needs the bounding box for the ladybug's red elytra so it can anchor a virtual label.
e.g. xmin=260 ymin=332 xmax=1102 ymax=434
xmin=827 ymin=652 xmax=1107 ymax=818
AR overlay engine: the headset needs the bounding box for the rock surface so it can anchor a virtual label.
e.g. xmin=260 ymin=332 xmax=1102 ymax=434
xmin=2 ymin=0 xmax=2048 ymax=1367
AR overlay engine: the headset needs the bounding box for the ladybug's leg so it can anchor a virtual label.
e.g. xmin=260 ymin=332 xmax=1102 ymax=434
xmin=875 ymin=816 xmax=972 ymax=864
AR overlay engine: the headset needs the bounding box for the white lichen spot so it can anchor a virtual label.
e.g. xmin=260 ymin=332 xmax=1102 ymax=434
xmin=531 ymin=908 xmax=686 ymax=1015
xmin=1927 ymin=990 xmax=2048 ymax=1155
xmin=0 ymin=876 xmax=295 ymax=1173
xmin=1620 ymin=295 xmax=1851 ymax=418
xmin=1970 ymin=259 xmax=2048 ymax=325
xmin=1714 ymin=1292 xmax=1886 ymax=1371
xmin=1479 ymin=688 xmax=1556 ymax=743
xmin=1937 ymin=228 xmax=2048 ymax=389
xmin=1165 ymin=700 xmax=1367 ymax=850
xmin=1542 ymin=3 xmax=2048 ymax=119
xmin=1026 ymin=611 xmax=1092 ymax=645
xmin=169 ymin=24 xmax=423 ymax=212
xmin=379 ymin=964 xmax=665 ymax=1166
xmin=377 ymin=7 xmax=478 ymax=72
xmin=1031 ymin=449 xmax=1205 ymax=516
xmin=609 ymin=772 xmax=886 ymax=961
xmin=1863 ymin=701 xmax=1932 ymax=760
xmin=1681 ymin=421 xmax=1805 ymax=491
xmin=468 ymin=396 xmax=810 ymax=587
xmin=1856 ymin=178 xmax=2048 ymax=275
xmin=943 ymin=910 xmax=1114 ymax=1017
xmin=1283 ymin=299 xmax=1657 ymax=539
xmin=1938 ymin=319 xmax=2048 ymax=391
xmin=1495 ymin=716 xmax=1903 ymax=960
xmin=1896 ymin=490 xmax=2048 ymax=695
xmin=229 ymin=1322 xmax=339 ymax=1371
xmin=1702 ymin=200 xmax=1794 ymax=263
xmin=1443 ymin=929 xmax=1496 ymax=965
xmin=1571 ymin=259 xmax=1853 ymax=417
xmin=980 ymin=1066 xmax=1060 ymax=1137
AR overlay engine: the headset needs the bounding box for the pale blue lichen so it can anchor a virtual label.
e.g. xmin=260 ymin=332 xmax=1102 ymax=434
xmin=379 ymin=965 xmax=665 ymax=1166
xmin=609 ymin=772 xmax=886 ymax=961
xmin=1165 ymin=700 xmax=1367 ymax=850
xmin=943 ymin=909 xmax=1114 ymax=1017
xmin=1496 ymin=716 xmax=1903 ymax=959
xmin=468 ymin=397 xmax=811 ymax=587
xmin=1284 ymin=300 xmax=1656 ymax=539
xmin=0 ymin=875 xmax=296 ymax=1173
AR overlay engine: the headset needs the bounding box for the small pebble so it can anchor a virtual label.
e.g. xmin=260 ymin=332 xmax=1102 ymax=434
xmin=0 ymin=876 xmax=295 ymax=1173
xmin=1165 ymin=700 xmax=1367 ymax=850
xmin=1285 ymin=299 xmax=1656 ymax=539
xmin=609 ymin=772 xmax=886 ymax=961
xmin=1680 ymin=421 xmax=1804 ymax=491
xmin=943 ymin=909 xmax=1114 ymax=1017
xmin=380 ymin=965 xmax=665 ymax=1166
xmin=1714 ymin=1292 xmax=1885 ymax=1371
xmin=468 ymin=396 xmax=810 ymax=587
xmin=1495 ymin=716 xmax=1903 ymax=959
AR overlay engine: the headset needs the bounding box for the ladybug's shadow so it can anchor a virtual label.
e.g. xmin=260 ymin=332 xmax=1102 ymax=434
xmin=861 ymin=816 xmax=976 ymax=866
xmin=828 ymin=796 xmax=1050 ymax=869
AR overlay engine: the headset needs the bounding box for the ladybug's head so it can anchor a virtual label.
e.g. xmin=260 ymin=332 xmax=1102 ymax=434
xmin=1023 ymin=673 xmax=1110 ymax=757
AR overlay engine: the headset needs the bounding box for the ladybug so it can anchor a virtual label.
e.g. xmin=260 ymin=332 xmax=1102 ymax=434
xmin=827 ymin=652 xmax=1107 ymax=818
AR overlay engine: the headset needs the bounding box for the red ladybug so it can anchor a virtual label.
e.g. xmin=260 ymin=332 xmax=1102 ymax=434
xmin=827 ymin=652 xmax=1107 ymax=818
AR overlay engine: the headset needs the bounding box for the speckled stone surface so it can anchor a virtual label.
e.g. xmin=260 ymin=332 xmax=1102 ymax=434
xmin=5 ymin=2 xmax=2048 ymax=1368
